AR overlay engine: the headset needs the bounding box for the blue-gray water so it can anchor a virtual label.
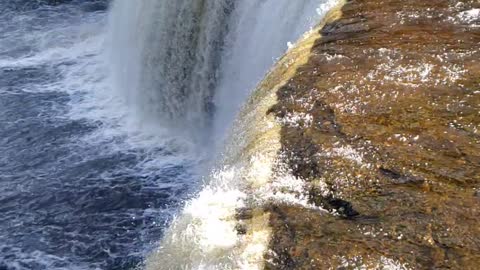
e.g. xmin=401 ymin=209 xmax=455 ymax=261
xmin=0 ymin=1 xmax=199 ymax=269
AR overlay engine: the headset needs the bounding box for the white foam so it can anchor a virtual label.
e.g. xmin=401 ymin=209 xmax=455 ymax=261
xmin=457 ymin=8 xmax=480 ymax=24
xmin=147 ymin=166 xmax=247 ymax=269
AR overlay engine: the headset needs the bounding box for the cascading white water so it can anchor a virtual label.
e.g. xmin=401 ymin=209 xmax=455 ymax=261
xmin=109 ymin=0 xmax=337 ymax=269
xmin=109 ymin=0 xmax=328 ymax=140
xmin=109 ymin=0 xmax=234 ymax=135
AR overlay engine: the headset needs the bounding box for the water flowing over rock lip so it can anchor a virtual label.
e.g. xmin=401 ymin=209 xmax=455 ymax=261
xmin=143 ymin=1 xmax=345 ymax=269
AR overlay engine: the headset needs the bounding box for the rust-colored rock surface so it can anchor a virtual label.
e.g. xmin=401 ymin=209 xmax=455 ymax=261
xmin=265 ymin=0 xmax=480 ymax=268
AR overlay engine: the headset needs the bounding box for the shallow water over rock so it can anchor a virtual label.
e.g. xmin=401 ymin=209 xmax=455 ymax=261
xmin=264 ymin=0 xmax=480 ymax=268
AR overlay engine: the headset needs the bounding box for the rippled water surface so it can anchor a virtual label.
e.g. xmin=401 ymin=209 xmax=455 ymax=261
xmin=0 ymin=1 xmax=200 ymax=269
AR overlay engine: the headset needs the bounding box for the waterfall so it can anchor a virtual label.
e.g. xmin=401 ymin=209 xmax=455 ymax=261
xmin=108 ymin=0 xmax=337 ymax=269
xmin=109 ymin=0 xmax=327 ymax=139
xmin=109 ymin=0 xmax=234 ymax=134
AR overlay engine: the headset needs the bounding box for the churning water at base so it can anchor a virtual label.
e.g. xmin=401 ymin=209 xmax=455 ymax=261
xmin=0 ymin=0 xmax=335 ymax=269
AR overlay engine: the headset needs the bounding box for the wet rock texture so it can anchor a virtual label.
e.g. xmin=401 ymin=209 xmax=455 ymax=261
xmin=265 ymin=0 xmax=480 ymax=269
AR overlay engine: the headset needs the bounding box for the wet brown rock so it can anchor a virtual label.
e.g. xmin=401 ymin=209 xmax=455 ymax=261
xmin=265 ymin=0 xmax=480 ymax=268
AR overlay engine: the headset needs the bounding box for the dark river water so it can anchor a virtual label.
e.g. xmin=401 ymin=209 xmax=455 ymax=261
xmin=0 ymin=1 xmax=200 ymax=269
